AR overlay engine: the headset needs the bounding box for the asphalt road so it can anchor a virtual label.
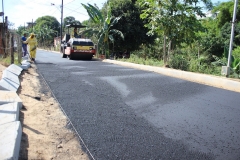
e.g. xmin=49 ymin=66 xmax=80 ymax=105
xmin=35 ymin=50 xmax=240 ymax=160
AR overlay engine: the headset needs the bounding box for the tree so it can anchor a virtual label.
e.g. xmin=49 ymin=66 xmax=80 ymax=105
xmin=35 ymin=16 xmax=60 ymax=36
xmin=138 ymin=0 xmax=208 ymax=65
xmin=105 ymin=0 xmax=156 ymax=52
xmin=63 ymin=16 xmax=82 ymax=33
xmin=199 ymin=1 xmax=240 ymax=57
xmin=35 ymin=25 xmax=57 ymax=47
xmin=63 ymin=16 xmax=81 ymax=27
xmin=33 ymin=16 xmax=59 ymax=47
xmin=221 ymin=22 xmax=240 ymax=48
xmin=16 ymin=26 xmax=27 ymax=36
xmin=17 ymin=25 xmax=36 ymax=37
xmin=81 ymin=2 xmax=124 ymax=57
xmin=213 ymin=1 xmax=240 ymax=29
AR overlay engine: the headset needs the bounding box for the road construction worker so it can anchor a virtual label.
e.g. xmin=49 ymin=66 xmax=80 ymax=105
xmin=21 ymin=33 xmax=28 ymax=57
xmin=24 ymin=33 xmax=38 ymax=62
xmin=71 ymin=27 xmax=81 ymax=38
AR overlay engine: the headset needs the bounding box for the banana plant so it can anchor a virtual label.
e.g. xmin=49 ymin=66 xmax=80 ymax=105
xmin=212 ymin=55 xmax=240 ymax=78
xmin=81 ymin=2 xmax=124 ymax=57
xmin=232 ymin=59 xmax=240 ymax=78
xmin=82 ymin=3 xmax=103 ymax=24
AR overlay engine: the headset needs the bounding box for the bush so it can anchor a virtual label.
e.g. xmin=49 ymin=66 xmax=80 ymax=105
xmin=233 ymin=46 xmax=240 ymax=59
xmin=119 ymin=54 xmax=164 ymax=67
xmin=169 ymin=54 xmax=189 ymax=71
xmin=189 ymin=59 xmax=200 ymax=72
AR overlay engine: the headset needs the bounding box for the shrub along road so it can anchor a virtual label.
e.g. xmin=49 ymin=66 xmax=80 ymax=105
xmin=35 ymin=50 xmax=240 ymax=160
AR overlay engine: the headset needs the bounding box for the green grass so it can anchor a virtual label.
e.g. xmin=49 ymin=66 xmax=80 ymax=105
xmin=116 ymin=54 xmax=239 ymax=79
xmin=118 ymin=54 xmax=164 ymax=67
xmin=0 ymin=52 xmax=22 ymax=67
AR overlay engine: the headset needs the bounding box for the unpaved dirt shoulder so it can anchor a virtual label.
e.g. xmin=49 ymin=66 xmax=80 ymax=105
xmin=17 ymin=64 xmax=89 ymax=160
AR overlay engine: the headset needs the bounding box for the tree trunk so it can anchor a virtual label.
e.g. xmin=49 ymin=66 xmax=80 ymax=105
xmin=113 ymin=42 xmax=114 ymax=54
xmin=5 ymin=32 xmax=9 ymax=58
xmin=107 ymin=41 xmax=110 ymax=58
xmin=198 ymin=44 xmax=200 ymax=59
xmin=163 ymin=35 xmax=167 ymax=65
xmin=167 ymin=40 xmax=172 ymax=63
xmin=2 ymin=38 xmax=6 ymax=58
xmin=17 ymin=35 xmax=21 ymax=64
xmin=11 ymin=34 xmax=14 ymax=64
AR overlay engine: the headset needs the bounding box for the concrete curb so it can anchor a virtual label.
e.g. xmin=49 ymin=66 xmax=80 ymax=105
xmin=0 ymin=78 xmax=19 ymax=91
xmin=0 ymin=102 xmax=19 ymax=125
xmin=0 ymin=121 xmax=22 ymax=160
xmin=6 ymin=64 xmax=23 ymax=76
xmin=0 ymin=63 xmax=23 ymax=92
xmin=103 ymin=59 xmax=240 ymax=93
xmin=0 ymin=60 xmax=31 ymax=159
xmin=20 ymin=60 xmax=31 ymax=70
xmin=2 ymin=70 xmax=20 ymax=86
xmin=0 ymin=91 xmax=23 ymax=109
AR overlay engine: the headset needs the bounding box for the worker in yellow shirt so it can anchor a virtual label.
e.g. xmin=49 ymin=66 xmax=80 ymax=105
xmin=24 ymin=33 xmax=38 ymax=62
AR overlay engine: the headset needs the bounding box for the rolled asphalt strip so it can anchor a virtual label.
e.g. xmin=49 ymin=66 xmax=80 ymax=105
xmin=0 ymin=59 xmax=30 ymax=160
xmin=0 ymin=57 xmax=239 ymax=159
xmin=42 ymin=48 xmax=239 ymax=92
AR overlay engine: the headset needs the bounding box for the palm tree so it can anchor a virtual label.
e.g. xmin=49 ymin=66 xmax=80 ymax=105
xmin=81 ymin=2 xmax=124 ymax=58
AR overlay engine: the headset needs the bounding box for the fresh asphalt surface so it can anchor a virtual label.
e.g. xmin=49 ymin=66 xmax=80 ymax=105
xmin=35 ymin=50 xmax=240 ymax=160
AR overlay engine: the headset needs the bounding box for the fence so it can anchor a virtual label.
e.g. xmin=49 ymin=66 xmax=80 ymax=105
xmin=0 ymin=31 xmax=22 ymax=64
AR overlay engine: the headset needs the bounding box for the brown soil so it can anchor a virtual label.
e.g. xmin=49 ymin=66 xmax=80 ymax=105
xmin=0 ymin=64 xmax=89 ymax=160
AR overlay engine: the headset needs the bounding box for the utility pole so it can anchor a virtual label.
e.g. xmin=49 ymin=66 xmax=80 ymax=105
xmin=60 ymin=0 xmax=63 ymax=52
xmin=10 ymin=33 xmax=13 ymax=64
xmin=226 ymin=0 xmax=238 ymax=77
xmin=1 ymin=0 xmax=6 ymax=56
xmin=2 ymin=0 xmax=4 ymax=36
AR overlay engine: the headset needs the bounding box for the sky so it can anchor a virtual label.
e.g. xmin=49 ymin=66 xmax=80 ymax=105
xmin=0 ymin=0 xmax=107 ymax=29
xmin=0 ymin=0 xmax=231 ymax=29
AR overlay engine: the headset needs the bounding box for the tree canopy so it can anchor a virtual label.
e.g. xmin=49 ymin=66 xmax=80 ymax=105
xmin=138 ymin=0 xmax=209 ymax=48
xmin=81 ymin=2 xmax=124 ymax=56
xmin=106 ymin=0 xmax=156 ymax=52
xmin=35 ymin=16 xmax=60 ymax=34
xmin=213 ymin=1 xmax=240 ymax=28
xmin=63 ymin=16 xmax=81 ymax=27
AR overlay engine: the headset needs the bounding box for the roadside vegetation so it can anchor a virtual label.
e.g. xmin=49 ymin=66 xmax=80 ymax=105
xmin=0 ymin=52 xmax=21 ymax=67
xmin=16 ymin=0 xmax=240 ymax=79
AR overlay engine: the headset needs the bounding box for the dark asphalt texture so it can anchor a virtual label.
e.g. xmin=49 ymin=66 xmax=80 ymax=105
xmin=35 ymin=50 xmax=240 ymax=160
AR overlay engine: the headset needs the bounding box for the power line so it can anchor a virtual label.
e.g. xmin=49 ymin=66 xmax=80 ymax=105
xmin=51 ymin=3 xmax=61 ymax=12
xmin=63 ymin=0 xmax=93 ymax=9
xmin=50 ymin=8 xmax=59 ymax=16
xmin=36 ymin=5 xmax=59 ymax=18
xmin=64 ymin=6 xmax=88 ymax=16
xmin=63 ymin=0 xmax=76 ymax=6
xmin=19 ymin=1 xmax=57 ymax=14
